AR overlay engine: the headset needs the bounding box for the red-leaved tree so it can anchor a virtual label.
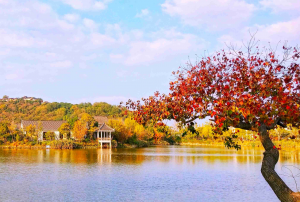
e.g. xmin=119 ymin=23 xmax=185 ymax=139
xmin=126 ymin=39 xmax=300 ymax=201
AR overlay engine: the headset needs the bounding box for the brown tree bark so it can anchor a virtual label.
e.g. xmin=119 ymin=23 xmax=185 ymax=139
xmin=259 ymin=123 xmax=300 ymax=202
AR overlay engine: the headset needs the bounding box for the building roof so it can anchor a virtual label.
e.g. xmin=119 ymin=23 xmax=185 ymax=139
xmin=93 ymin=116 xmax=114 ymax=131
xmin=94 ymin=116 xmax=108 ymax=124
xmin=96 ymin=123 xmax=114 ymax=132
xmin=21 ymin=120 xmax=66 ymax=132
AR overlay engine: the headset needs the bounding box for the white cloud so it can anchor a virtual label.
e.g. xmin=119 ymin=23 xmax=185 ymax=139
xmin=0 ymin=29 xmax=33 ymax=47
xmin=218 ymin=17 xmax=300 ymax=50
xmin=0 ymin=62 xmax=34 ymax=85
xmin=0 ymin=0 xmax=109 ymax=84
xmin=0 ymin=0 xmax=9 ymax=5
xmin=111 ymin=29 xmax=209 ymax=66
xmin=259 ymin=0 xmax=300 ymax=12
xmin=0 ymin=0 xmax=119 ymax=84
xmin=58 ymin=20 xmax=75 ymax=31
xmin=162 ymin=0 xmax=256 ymax=30
xmin=5 ymin=73 xmax=18 ymax=80
xmin=131 ymin=30 xmax=144 ymax=40
xmin=80 ymin=53 xmax=99 ymax=61
xmin=72 ymin=95 xmax=133 ymax=105
xmin=64 ymin=14 xmax=80 ymax=22
xmin=50 ymin=60 xmax=73 ymax=69
xmin=90 ymin=33 xmax=117 ymax=47
xmin=0 ymin=0 xmax=210 ymax=90
xmin=83 ymin=18 xmax=98 ymax=31
xmin=92 ymin=96 xmax=135 ymax=105
xmin=254 ymin=17 xmax=300 ymax=43
xmin=0 ymin=49 xmax=10 ymax=57
xmin=110 ymin=54 xmax=124 ymax=60
xmin=60 ymin=0 xmax=113 ymax=11
xmin=136 ymin=9 xmax=150 ymax=18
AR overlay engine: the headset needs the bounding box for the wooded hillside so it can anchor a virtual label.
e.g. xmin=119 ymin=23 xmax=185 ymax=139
xmin=0 ymin=96 xmax=125 ymax=123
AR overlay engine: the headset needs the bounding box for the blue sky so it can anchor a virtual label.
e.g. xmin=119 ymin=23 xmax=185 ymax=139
xmin=0 ymin=0 xmax=299 ymax=105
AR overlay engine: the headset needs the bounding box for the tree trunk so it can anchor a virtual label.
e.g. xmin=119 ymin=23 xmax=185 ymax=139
xmin=259 ymin=124 xmax=300 ymax=202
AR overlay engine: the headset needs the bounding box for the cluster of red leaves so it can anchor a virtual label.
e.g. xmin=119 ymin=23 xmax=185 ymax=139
xmin=126 ymin=46 xmax=300 ymax=134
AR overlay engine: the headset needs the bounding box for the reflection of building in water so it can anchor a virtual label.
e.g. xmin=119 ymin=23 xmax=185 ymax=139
xmin=97 ymin=149 xmax=112 ymax=164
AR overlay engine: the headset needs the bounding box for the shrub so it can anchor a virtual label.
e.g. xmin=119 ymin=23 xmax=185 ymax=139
xmin=111 ymin=140 xmax=117 ymax=148
xmin=45 ymin=132 xmax=55 ymax=141
xmin=49 ymin=140 xmax=79 ymax=149
xmin=135 ymin=140 xmax=149 ymax=147
xmin=159 ymin=141 xmax=170 ymax=145
xmin=82 ymin=138 xmax=90 ymax=143
xmin=125 ymin=135 xmax=149 ymax=147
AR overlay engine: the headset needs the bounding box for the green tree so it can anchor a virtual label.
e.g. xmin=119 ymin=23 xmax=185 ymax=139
xmin=80 ymin=113 xmax=97 ymax=139
xmin=45 ymin=131 xmax=55 ymax=141
xmin=0 ymin=122 xmax=9 ymax=143
xmin=58 ymin=123 xmax=71 ymax=139
xmin=25 ymin=124 xmax=36 ymax=141
xmin=0 ymin=122 xmax=9 ymax=135
xmin=107 ymin=119 xmax=128 ymax=144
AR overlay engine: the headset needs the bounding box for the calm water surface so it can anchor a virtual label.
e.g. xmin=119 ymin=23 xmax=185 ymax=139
xmin=1 ymin=146 xmax=300 ymax=202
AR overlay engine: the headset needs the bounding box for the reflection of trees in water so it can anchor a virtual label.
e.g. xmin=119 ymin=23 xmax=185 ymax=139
xmin=280 ymin=151 xmax=300 ymax=164
xmin=0 ymin=149 xmax=112 ymax=164
xmin=2 ymin=147 xmax=300 ymax=166
xmin=113 ymin=153 xmax=146 ymax=165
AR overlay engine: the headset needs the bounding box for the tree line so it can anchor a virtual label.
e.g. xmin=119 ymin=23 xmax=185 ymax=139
xmin=0 ymin=97 xmax=181 ymax=146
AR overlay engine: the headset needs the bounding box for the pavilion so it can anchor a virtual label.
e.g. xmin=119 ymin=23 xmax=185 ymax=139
xmin=93 ymin=116 xmax=115 ymax=148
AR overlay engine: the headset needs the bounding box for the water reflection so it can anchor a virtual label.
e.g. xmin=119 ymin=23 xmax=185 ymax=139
xmin=2 ymin=146 xmax=300 ymax=202
xmin=98 ymin=149 xmax=111 ymax=164
xmin=1 ymin=146 xmax=300 ymax=166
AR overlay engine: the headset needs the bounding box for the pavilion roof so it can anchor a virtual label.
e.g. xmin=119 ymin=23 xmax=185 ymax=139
xmin=96 ymin=123 xmax=114 ymax=132
xmin=94 ymin=116 xmax=108 ymax=124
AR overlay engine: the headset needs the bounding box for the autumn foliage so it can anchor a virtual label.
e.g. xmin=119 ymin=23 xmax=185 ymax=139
xmin=72 ymin=120 xmax=87 ymax=141
xmin=126 ymin=43 xmax=300 ymax=148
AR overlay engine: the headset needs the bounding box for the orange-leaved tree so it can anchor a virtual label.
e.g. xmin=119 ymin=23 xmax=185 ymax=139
xmin=126 ymin=40 xmax=300 ymax=201
xmin=72 ymin=120 xmax=87 ymax=141
xmin=79 ymin=113 xmax=97 ymax=139
xmin=25 ymin=124 xmax=36 ymax=141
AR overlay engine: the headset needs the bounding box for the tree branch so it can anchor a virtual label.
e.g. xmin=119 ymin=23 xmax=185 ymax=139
xmin=266 ymin=117 xmax=287 ymax=130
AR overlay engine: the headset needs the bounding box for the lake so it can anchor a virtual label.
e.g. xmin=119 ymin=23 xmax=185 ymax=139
xmin=1 ymin=146 xmax=300 ymax=202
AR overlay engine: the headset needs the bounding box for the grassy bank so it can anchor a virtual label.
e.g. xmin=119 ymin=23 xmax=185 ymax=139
xmin=0 ymin=139 xmax=151 ymax=149
xmin=0 ymin=140 xmax=101 ymax=149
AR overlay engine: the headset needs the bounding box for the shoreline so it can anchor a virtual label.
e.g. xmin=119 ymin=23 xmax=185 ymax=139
xmin=0 ymin=143 xmax=145 ymax=150
xmin=0 ymin=145 xmax=104 ymax=150
xmin=2 ymin=140 xmax=300 ymax=150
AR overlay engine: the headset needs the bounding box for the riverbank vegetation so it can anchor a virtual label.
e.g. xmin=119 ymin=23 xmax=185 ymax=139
xmin=2 ymin=104 xmax=300 ymax=150
xmin=178 ymin=122 xmax=300 ymax=150
xmin=0 ymin=98 xmax=177 ymax=148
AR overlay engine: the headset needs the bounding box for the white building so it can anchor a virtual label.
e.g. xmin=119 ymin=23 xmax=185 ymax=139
xmin=21 ymin=117 xmax=115 ymax=147
xmin=21 ymin=120 xmax=66 ymax=141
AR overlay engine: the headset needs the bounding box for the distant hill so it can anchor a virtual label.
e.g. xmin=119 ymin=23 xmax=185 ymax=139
xmin=0 ymin=96 xmax=125 ymax=123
